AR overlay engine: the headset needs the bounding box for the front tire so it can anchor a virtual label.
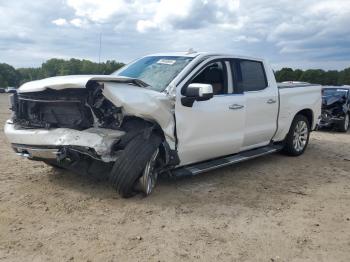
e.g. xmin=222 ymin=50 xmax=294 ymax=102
xmin=282 ymin=114 xmax=310 ymax=156
xmin=109 ymin=134 xmax=162 ymax=198
xmin=338 ymin=113 xmax=349 ymax=132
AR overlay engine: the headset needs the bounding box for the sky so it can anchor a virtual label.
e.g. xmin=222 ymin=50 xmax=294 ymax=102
xmin=0 ymin=0 xmax=350 ymax=70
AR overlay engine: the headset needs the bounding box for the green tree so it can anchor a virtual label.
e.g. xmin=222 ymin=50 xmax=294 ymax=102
xmin=299 ymin=69 xmax=326 ymax=84
xmin=41 ymin=59 xmax=66 ymax=77
xmin=294 ymin=69 xmax=303 ymax=81
xmin=323 ymin=70 xmax=339 ymax=85
xmin=17 ymin=67 xmax=45 ymax=85
xmin=338 ymin=68 xmax=350 ymax=85
xmin=275 ymin=68 xmax=296 ymax=82
xmin=0 ymin=63 xmax=19 ymax=87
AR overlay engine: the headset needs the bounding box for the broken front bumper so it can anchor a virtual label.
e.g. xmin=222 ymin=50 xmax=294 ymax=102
xmin=13 ymin=145 xmax=60 ymax=160
xmin=318 ymin=114 xmax=345 ymax=128
xmin=4 ymin=120 xmax=125 ymax=162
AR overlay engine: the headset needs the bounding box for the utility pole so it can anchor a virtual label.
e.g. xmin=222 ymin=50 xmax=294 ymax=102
xmin=98 ymin=33 xmax=102 ymax=64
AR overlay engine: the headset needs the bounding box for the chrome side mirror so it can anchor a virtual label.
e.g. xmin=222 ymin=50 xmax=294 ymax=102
xmin=182 ymin=83 xmax=214 ymax=107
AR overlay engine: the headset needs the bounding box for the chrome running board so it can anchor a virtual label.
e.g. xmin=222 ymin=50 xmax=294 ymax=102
xmin=172 ymin=144 xmax=283 ymax=177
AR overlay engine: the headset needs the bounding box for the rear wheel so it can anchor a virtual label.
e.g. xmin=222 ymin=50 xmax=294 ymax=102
xmin=109 ymin=134 xmax=162 ymax=198
xmin=282 ymin=114 xmax=310 ymax=156
xmin=338 ymin=113 xmax=349 ymax=132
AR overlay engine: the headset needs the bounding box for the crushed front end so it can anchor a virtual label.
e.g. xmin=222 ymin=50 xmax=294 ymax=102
xmin=319 ymin=90 xmax=349 ymax=129
xmin=5 ymin=83 xmax=132 ymax=177
xmin=7 ymin=82 xmax=173 ymax=173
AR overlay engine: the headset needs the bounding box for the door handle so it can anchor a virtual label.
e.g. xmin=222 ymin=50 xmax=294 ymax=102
xmin=267 ymin=99 xmax=277 ymax=104
xmin=229 ymin=104 xmax=244 ymax=110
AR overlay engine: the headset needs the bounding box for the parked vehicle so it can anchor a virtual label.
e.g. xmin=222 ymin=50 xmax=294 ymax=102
xmin=6 ymin=87 xmax=17 ymax=93
xmin=4 ymin=52 xmax=322 ymax=197
xmin=0 ymin=88 xmax=5 ymax=93
xmin=318 ymin=86 xmax=350 ymax=132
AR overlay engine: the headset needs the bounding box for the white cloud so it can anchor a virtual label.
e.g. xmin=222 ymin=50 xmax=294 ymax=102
xmin=136 ymin=0 xmax=240 ymax=32
xmin=66 ymin=0 xmax=128 ymax=22
xmin=70 ymin=18 xmax=86 ymax=27
xmin=52 ymin=18 xmax=68 ymax=26
xmin=1 ymin=0 xmax=350 ymax=69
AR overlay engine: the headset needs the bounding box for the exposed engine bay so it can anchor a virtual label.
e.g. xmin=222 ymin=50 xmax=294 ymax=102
xmin=12 ymin=82 xmax=123 ymax=131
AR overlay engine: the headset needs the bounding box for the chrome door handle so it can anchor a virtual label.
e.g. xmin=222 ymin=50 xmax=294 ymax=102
xmin=229 ymin=104 xmax=244 ymax=110
xmin=267 ymin=99 xmax=277 ymax=104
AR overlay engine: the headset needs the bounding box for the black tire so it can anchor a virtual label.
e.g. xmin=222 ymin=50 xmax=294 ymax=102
xmin=109 ymin=134 xmax=162 ymax=198
xmin=282 ymin=114 xmax=310 ymax=156
xmin=338 ymin=113 xmax=349 ymax=132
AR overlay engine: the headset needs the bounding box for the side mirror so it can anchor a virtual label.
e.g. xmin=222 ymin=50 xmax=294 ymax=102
xmin=181 ymin=83 xmax=214 ymax=107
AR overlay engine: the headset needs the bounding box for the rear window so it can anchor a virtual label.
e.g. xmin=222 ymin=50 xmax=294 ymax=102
xmin=234 ymin=60 xmax=267 ymax=92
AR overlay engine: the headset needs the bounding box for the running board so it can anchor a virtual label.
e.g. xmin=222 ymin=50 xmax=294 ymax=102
xmin=171 ymin=144 xmax=283 ymax=177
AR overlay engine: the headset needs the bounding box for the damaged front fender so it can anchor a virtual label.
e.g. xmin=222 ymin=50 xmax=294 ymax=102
xmin=102 ymin=83 xmax=176 ymax=148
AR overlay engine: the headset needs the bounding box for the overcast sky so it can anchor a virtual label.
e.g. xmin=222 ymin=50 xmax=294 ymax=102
xmin=0 ymin=0 xmax=349 ymax=70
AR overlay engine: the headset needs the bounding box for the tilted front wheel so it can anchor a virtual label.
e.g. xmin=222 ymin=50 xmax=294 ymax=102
xmin=109 ymin=134 xmax=162 ymax=198
xmin=137 ymin=148 xmax=159 ymax=195
xmin=282 ymin=115 xmax=310 ymax=156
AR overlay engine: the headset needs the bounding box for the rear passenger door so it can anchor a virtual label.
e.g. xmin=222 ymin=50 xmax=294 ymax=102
xmin=231 ymin=59 xmax=278 ymax=151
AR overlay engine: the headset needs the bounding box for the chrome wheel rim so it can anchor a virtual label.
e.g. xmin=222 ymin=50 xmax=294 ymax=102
xmin=293 ymin=121 xmax=308 ymax=152
xmin=344 ymin=114 xmax=349 ymax=130
xmin=138 ymin=149 xmax=159 ymax=195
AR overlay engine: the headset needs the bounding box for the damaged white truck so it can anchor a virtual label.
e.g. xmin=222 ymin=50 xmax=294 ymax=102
xmin=4 ymin=52 xmax=321 ymax=197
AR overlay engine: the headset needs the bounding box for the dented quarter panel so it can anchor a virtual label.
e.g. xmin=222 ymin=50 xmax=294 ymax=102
xmin=102 ymin=83 xmax=176 ymax=148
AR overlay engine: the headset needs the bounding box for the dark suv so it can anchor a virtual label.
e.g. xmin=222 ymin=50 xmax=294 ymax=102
xmin=319 ymin=86 xmax=350 ymax=132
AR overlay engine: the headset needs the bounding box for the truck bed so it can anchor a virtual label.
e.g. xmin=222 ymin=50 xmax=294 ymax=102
xmin=273 ymin=84 xmax=322 ymax=142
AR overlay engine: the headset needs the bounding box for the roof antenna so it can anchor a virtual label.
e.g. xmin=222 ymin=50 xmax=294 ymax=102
xmin=186 ymin=48 xmax=196 ymax=55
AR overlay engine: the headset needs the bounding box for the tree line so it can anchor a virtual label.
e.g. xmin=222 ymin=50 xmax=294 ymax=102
xmin=1 ymin=58 xmax=350 ymax=88
xmin=274 ymin=67 xmax=350 ymax=86
xmin=0 ymin=58 xmax=125 ymax=87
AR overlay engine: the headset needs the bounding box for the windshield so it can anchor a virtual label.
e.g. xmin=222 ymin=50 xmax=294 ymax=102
xmin=322 ymin=88 xmax=349 ymax=98
xmin=112 ymin=56 xmax=193 ymax=92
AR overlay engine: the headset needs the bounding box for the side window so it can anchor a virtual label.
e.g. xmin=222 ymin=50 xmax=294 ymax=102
xmin=191 ymin=61 xmax=227 ymax=95
xmin=233 ymin=60 xmax=267 ymax=92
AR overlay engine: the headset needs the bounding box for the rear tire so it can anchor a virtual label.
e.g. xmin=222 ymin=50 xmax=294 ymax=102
xmin=338 ymin=113 xmax=349 ymax=132
xmin=282 ymin=114 xmax=310 ymax=156
xmin=109 ymin=134 xmax=162 ymax=198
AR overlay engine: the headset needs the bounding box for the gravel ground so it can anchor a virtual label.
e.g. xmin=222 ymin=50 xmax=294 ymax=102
xmin=0 ymin=93 xmax=349 ymax=262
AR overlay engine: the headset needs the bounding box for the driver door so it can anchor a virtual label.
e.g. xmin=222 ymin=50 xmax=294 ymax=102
xmin=175 ymin=59 xmax=246 ymax=166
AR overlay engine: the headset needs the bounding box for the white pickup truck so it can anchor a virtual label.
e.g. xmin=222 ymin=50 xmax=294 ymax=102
xmin=4 ymin=52 xmax=321 ymax=197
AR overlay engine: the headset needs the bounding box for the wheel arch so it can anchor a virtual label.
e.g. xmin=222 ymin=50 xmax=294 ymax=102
xmin=295 ymin=108 xmax=314 ymax=128
xmin=119 ymin=116 xmax=178 ymax=167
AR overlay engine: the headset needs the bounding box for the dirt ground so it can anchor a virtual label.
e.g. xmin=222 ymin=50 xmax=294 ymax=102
xmin=0 ymin=93 xmax=349 ymax=262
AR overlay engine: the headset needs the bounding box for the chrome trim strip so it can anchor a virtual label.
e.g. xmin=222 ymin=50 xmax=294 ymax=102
xmin=13 ymin=146 xmax=59 ymax=160
xmin=187 ymin=148 xmax=278 ymax=175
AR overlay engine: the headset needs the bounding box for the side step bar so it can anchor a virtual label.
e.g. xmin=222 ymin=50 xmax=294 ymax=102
xmin=171 ymin=144 xmax=283 ymax=177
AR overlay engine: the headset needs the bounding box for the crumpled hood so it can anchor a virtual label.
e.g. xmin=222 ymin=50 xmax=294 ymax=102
xmin=18 ymin=75 xmax=148 ymax=93
xmin=17 ymin=74 xmax=176 ymax=148
xmin=322 ymin=95 xmax=345 ymax=107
